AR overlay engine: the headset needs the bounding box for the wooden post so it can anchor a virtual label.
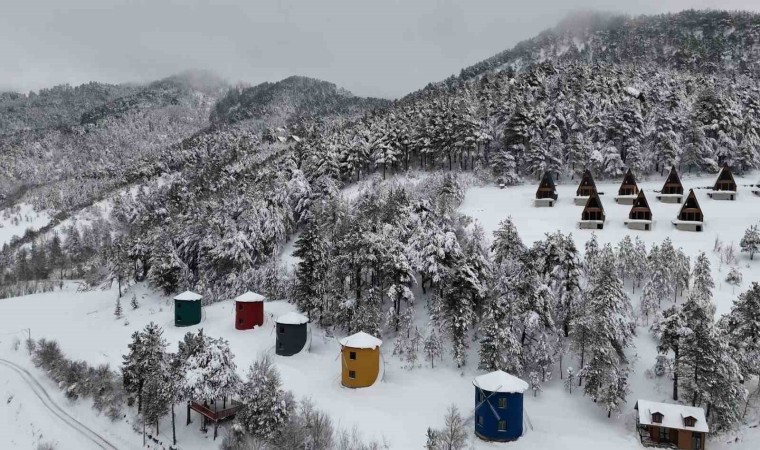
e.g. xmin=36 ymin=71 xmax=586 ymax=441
xmin=172 ymin=403 xmax=177 ymax=445
xmin=186 ymin=401 xmax=191 ymax=425
xmin=214 ymin=423 xmax=218 ymax=440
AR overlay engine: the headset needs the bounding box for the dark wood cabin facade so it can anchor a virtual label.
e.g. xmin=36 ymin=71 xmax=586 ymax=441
xmin=673 ymin=190 xmax=704 ymax=232
xmin=576 ymin=169 xmax=597 ymax=197
xmin=618 ymin=169 xmax=639 ymax=196
xmin=536 ymin=172 xmax=558 ymax=200
xmin=579 ymin=192 xmax=605 ymax=229
xmin=635 ymin=401 xmax=707 ymax=450
xmin=629 ymin=191 xmax=652 ymax=221
xmin=713 ymin=165 xmax=737 ymax=192
xmin=657 ymin=167 xmax=685 ymax=203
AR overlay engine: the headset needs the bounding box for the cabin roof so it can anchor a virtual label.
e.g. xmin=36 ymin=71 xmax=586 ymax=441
xmin=473 ymin=370 xmax=529 ymax=394
xmin=583 ymin=191 xmax=605 ymax=212
xmin=539 ymin=171 xmax=556 ymax=190
xmin=234 ymin=291 xmax=265 ymax=303
xmin=620 ymin=168 xmax=638 ymax=187
xmin=631 ymin=190 xmax=651 ymax=210
xmin=635 ymin=400 xmax=709 ymax=433
xmin=663 ymin=166 xmax=683 ymax=187
xmin=276 ymin=312 xmax=309 ymax=325
xmin=679 ymin=190 xmax=703 ymax=214
xmin=713 ymin=165 xmax=737 ymax=188
xmin=576 ymin=169 xmax=597 ymax=194
xmin=339 ymin=331 xmax=382 ymax=349
xmin=174 ymin=290 xmax=202 ymax=301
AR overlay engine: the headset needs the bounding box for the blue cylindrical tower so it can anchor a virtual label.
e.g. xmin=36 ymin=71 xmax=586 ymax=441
xmin=473 ymin=370 xmax=529 ymax=442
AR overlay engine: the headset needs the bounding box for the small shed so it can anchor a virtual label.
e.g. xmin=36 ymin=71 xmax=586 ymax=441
xmin=657 ymin=167 xmax=684 ymax=203
xmin=708 ymin=165 xmax=738 ymax=200
xmin=634 ymin=399 xmax=707 ymax=449
xmin=673 ymin=190 xmax=704 ymax=232
xmin=174 ymin=291 xmax=202 ymax=327
xmin=275 ymin=312 xmax=309 ymax=356
xmin=473 ymin=370 xmax=529 ymax=442
xmin=534 ymin=172 xmax=558 ymax=207
xmin=574 ymin=169 xmax=598 ymax=205
xmin=579 ymin=191 xmax=605 ymax=229
xmin=339 ymin=332 xmax=382 ymax=388
xmin=615 ymin=168 xmax=640 ymax=204
xmin=625 ymin=190 xmax=653 ymax=231
xmin=234 ymin=291 xmax=265 ymax=330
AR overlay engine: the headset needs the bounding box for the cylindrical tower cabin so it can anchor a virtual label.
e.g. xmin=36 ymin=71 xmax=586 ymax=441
xmin=275 ymin=312 xmax=309 ymax=356
xmin=234 ymin=291 xmax=265 ymax=330
xmin=473 ymin=371 xmax=529 ymax=442
xmin=339 ymin=332 xmax=382 ymax=388
xmin=174 ymin=291 xmax=203 ymax=327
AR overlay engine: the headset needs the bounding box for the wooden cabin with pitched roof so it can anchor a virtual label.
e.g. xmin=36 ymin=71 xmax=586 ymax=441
xmin=673 ymin=190 xmax=704 ymax=232
xmin=579 ymin=192 xmax=605 ymax=229
xmin=574 ymin=169 xmax=598 ymax=205
xmin=615 ymin=168 xmax=640 ymax=204
xmin=535 ymin=172 xmax=558 ymax=207
xmin=635 ymin=400 xmax=707 ymax=449
xmin=624 ymin=190 xmax=653 ymax=231
xmin=707 ymin=165 xmax=738 ymax=200
xmin=656 ymin=167 xmax=684 ymax=203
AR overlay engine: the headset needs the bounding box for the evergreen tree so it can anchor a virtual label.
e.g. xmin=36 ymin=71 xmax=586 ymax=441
xmin=491 ymin=217 xmax=525 ymax=264
xmin=740 ymin=224 xmax=760 ymax=260
xmin=114 ymin=296 xmax=123 ymax=319
xmin=235 ymin=354 xmax=293 ymax=440
xmin=423 ymin=327 xmax=443 ymax=368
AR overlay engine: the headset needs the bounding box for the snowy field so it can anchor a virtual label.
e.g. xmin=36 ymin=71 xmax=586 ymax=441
xmin=0 ymin=203 xmax=51 ymax=246
xmin=0 ymin=171 xmax=759 ymax=449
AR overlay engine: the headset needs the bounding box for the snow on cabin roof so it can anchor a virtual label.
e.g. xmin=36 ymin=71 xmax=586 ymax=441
xmin=473 ymin=370 xmax=529 ymax=394
xmin=174 ymin=290 xmax=202 ymax=301
xmin=234 ymin=291 xmax=265 ymax=303
xmin=276 ymin=312 xmax=309 ymax=325
xmin=339 ymin=331 xmax=383 ymax=349
xmin=636 ymin=400 xmax=709 ymax=433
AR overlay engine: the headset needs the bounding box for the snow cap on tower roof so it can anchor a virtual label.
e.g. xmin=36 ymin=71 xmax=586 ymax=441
xmin=234 ymin=291 xmax=265 ymax=303
xmin=174 ymin=290 xmax=202 ymax=301
xmin=276 ymin=312 xmax=309 ymax=325
xmin=339 ymin=331 xmax=382 ymax=349
xmin=473 ymin=370 xmax=529 ymax=394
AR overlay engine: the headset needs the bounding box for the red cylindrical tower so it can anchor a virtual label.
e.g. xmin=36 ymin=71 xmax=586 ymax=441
xmin=234 ymin=291 xmax=265 ymax=330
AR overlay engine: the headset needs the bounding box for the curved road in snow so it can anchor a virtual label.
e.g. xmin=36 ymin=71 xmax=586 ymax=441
xmin=0 ymin=358 xmax=120 ymax=450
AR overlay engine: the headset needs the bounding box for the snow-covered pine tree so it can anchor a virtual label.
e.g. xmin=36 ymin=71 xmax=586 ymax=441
xmin=722 ymin=283 xmax=760 ymax=381
xmin=423 ymin=327 xmax=443 ymax=369
xmin=130 ymin=292 xmax=139 ymax=310
xmin=675 ymin=249 xmax=691 ymax=298
xmin=583 ymin=233 xmax=601 ymax=280
xmin=234 ymin=354 xmax=294 ymax=440
xmin=564 ymin=367 xmax=575 ymax=394
xmin=630 ymin=237 xmax=648 ymax=294
xmin=491 ymin=217 xmax=525 ymax=264
xmin=659 ymin=238 xmax=678 ymax=302
xmin=478 ymin=261 xmax=523 ymax=373
xmin=740 ymin=224 xmax=760 ymax=260
xmin=577 ymin=245 xmax=634 ymax=417
xmin=616 ymin=235 xmax=634 ymax=283
xmin=114 ymin=296 xmax=123 ymax=319
xmin=691 ymin=251 xmax=715 ymax=314
xmin=122 ymin=322 xmax=167 ymax=413
xmin=651 ymin=306 xmax=686 ymax=401
xmin=182 ymin=335 xmax=240 ymax=405
xmin=725 ymin=267 xmax=743 ymax=293
xmin=293 ymin=219 xmax=329 ymax=322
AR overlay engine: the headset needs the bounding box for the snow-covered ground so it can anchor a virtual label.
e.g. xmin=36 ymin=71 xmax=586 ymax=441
xmin=0 ymin=203 xmax=51 ymax=246
xmin=1 ymin=171 xmax=758 ymax=449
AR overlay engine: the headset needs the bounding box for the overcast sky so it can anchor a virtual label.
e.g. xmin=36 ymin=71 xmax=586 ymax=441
xmin=1 ymin=0 xmax=759 ymax=98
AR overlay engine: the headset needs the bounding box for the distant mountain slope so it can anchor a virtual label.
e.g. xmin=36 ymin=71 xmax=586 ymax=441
xmin=454 ymin=10 xmax=760 ymax=84
xmin=0 ymin=82 xmax=137 ymax=134
xmin=210 ymin=75 xmax=390 ymax=127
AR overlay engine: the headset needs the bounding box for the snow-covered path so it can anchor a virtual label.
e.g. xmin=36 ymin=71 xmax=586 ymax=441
xmin=0 ymin=358 xmax=119 ymax=449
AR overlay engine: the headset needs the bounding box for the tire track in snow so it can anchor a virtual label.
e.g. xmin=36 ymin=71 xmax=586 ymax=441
xmin=0 ymin=358 xmax=120 ymax=449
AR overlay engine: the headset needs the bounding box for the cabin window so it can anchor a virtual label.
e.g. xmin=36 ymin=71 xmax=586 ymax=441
xmin=477 ymin=415 xmax=483 ymax=426
xmin=684 ymin=417 xmax=696 ymax=427
xmin=658 ymin=427 xmax=668 ymax=441
xmin=176 ymin=303 xmax=181 ymax=309
xmin=498 ymin=398 xmax=507 ymax=409
xmin=238 ymin=304 xmax=243 ymax=310
xmin=498 ymin=420 xmax=507 ymax=431
xmin=238 ymin=318 xmax=243 ymax=324
xmin=349 ymin=351 xmax=357 ymax=360
xmin=348 ymin=370 xmax=356 ymax=379
xmin=652 ymin=413 xmax=663 ymax=424
xmin=278 ymin=326 xmax=284 ymax=334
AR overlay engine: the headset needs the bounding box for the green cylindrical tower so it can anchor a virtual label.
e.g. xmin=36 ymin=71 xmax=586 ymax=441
xmin=174 ymin=291 xmax=202 ymax=327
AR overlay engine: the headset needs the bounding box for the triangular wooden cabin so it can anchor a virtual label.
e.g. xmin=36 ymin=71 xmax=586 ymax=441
xmin=615 ymin=169 xmax=640 ymax=204
xmin=535 ymin=172 xmax=558 ymax=207
xmin=625 ymin=191 xmax=653 ymax=231
xmin=656 ymin=167 xmax=684 ymax=203
xmin=673 ymin=190 xmax=704 ymax=232
xmin=579 ymin=191 xmax=605 ymax=229
xmin=575 ymin=169 xmax=598 ymax=205
xmin=708 ymin=165 xmax=738 ymax=200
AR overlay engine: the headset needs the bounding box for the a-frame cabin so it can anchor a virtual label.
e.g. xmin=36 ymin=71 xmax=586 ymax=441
xmin=615 ymin=168 xmax=640 ymax=204
xmin=625 ymin=191 xmax=653 ymax=231
xmin=535 ymin=172 xmax=558 ymax=207
xmin=579 ymin=191 xmax=605 ymax=229
xmin=673 ymin=190 xmax=704 ymax=232
xmin=575 ymin=169 xmax=598 ymax=205
xmin=708 ymin=165 xmax=738 ymax=200
xmin=656 ymin=167 xmax=684 ymax=203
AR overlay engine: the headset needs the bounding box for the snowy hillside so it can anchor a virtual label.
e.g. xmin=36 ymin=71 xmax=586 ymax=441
xmin=1 ymin=171 xmax=759 ymax=449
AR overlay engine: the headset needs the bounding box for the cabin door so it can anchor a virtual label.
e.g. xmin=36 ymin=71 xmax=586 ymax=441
xmin=691 ymin=433 xmax=702 ymax=450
